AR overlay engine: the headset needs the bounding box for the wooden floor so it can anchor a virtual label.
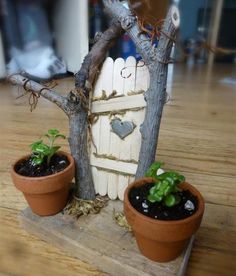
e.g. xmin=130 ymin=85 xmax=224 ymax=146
xmin=0 ymin=64 xmax=235 ymax=275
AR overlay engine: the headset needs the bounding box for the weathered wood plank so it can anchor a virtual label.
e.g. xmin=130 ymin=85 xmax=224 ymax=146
xmin=93 ymin=57 xmax=114 ymax=97
xmin=90 ymin=155 xmax=137 ymax=175
xmin=99 ymin=115 xmax=111 ymax=155
xmin=113 ymin=58 xmax=125 ymax=96
xmin=19 ymin=201 xmax=194 ymax=276
xmin=123 ymin=56 xmax=136 ymax=94
xmin=97 ymin=170 xmax=108 ymax=197
xmin=91 ymin=166 xmax=99 ymax=194
xmin=119 ymin=111 xmax=133 ymax=161
xmin=91 ymin=94 xmax=146 ymax=113
xmin=107 ymin=173 xmax=118 ymax=200
xmin=118 ymin=175 xmax=129 ymax=201
xmin=135 ymin=61 xmax=149 ymax=92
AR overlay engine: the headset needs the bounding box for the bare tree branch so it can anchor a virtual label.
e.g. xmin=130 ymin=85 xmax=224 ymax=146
xmin=136 ymin=6 xmax=180 ymax=178
xmin=69 ymin=20 xmax=124 ymax=200
xmin=75 ymin=19 xmax=124 ymax=92
xmin=102 ymin=0 xmax=155 ymax=64
xmin=9 ymin=74 xmax=67 ymax=112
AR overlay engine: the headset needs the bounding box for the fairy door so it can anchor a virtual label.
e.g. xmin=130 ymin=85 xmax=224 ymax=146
xmin=90 ymin=56 xmax=149 ymax=200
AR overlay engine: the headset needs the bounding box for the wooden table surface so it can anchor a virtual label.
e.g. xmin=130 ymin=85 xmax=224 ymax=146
xmin=0 ymin=64 xmax=235 ymax=275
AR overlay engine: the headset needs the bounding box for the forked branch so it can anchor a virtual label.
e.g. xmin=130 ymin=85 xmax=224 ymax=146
xmin=103 ymin=0 xmax=155 ymax=64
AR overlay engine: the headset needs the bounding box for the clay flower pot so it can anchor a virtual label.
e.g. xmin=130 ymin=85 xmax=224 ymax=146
xmin=11 ymin=151 xmax=75 ymax=216
xmin=124 ymin=177 xmax=205 ymax=262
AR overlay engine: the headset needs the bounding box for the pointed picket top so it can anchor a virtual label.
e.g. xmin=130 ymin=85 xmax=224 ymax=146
xmin=90 ymin=56 xmax=151 ymax=201
xmin=93 ymin=57 xmax=114 ymax=98
xmin=123 ymin=56 xmax=136 ymax=95
xmin=113 ymin=57 xmax=125 ymax=96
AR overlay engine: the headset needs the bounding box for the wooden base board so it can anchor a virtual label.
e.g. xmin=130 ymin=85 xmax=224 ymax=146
xmin=19 ymin=201 xmax=194 ymax=276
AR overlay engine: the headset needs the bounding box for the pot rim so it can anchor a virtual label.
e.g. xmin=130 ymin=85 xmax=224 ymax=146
xmin=124 ymin=177 xmax=205 ymax=225
xmin=11 ymin=150 xmax=74 ymax=181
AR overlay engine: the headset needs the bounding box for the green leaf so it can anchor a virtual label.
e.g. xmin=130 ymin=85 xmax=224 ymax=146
xmin=163 ymin=186 xmax=172 ymax=196
xmin=33 ymin=143 xmax=50 ymax=154
xmin=48 ymin=129 xmax=59 ymax=136
xmin=164 ymin=194 xmax=176 ymax=207
xmin=165 ymin=176 xmax=175 ymax=186
xmin=55 ymin=134 xmax=66 ymax=139
xmin=161 ymin=180 xmax=169 ymax=189
xmin=30 ymin=140 xmax=43 ymax=151
xmin=178 ymin=174 xmax=185 ymax=183
xmin=149 ymin=186 xmax=157 ymax=195
xmin=145 ymin=162 xmax=164 ymax=178
xmin=157 ymin=190 xmax=164 ymax=197
xmin=147 ymin=194 xmax=162 ymax=203
xmin=154 ymin=181 xmax=161 ymax=189
xmin=32 ymin=156 xmax=44 ymax=165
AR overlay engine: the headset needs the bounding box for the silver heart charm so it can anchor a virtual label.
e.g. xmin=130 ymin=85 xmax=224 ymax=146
xmin=110 ymin=118 xmax=136 ymax=139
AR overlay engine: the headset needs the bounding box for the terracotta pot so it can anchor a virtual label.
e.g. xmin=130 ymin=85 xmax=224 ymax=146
xmin=124 ymin=177 xmax=205 ymax=262
xmin=11 ymin=151 xmax=75 ymax=216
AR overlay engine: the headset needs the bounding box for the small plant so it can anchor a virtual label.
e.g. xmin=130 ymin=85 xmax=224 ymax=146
xmin=145 ymin=162 xmax=185 ymax=207
xmin=30 ymin=129 xmax=66 ymax=165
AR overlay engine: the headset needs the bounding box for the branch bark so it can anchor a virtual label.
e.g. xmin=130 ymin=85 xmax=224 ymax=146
xmin=67 ymin=21 xmax=124 ymax=199
xmin=136 ymin=6 xmax=180 ymax=178
xmin=8 ymin=21 xmax=124 ymax=200
xmin=8 ymin=3 xmax=179 ymax=199
xmin=103 ymin=1 xmax=180 ymax=178
xmin=9 ymin=74 xmax=67 ymax=111
xmin=103 ymin=0 xmax=155 ymax=63
xmin=75 ymin=19 xmax=124 ymax=92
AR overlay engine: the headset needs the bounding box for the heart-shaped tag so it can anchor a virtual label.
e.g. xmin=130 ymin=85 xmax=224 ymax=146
xmin=110 ymin=118 xmax=136 ymax=139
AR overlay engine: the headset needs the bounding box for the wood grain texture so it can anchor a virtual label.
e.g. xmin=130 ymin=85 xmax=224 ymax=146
xmin=1 ymin=64 xmax=236 ymax=275
xmin=19 ymin=201 xmax=193 ymax=276
xmin=91 ymin=57 xmax=147 ymax=200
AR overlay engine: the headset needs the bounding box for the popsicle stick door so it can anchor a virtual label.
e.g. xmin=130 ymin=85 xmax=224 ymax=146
xmin=90 ymin=57 xmax=149 ymax=200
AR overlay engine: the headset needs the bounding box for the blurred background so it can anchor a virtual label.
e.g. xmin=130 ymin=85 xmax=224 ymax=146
xmin=0 ymin=0 xmax=235 ymax=79
xmin=1 ymin=2 xmax=235 ymax=275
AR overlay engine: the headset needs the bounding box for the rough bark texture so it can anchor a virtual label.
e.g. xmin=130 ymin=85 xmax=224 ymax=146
xmin=67 ymin=21 xmax=124 ymax=199
xmin=9 ymin=21 xmax=124 ymax=200
xmin=9 ymin=74 xmax=67 ymax=111
xmin=68 ymin=114 xmax=94 ymax=199
xmin=9 ymin=2 xmax=179 ymax=199
xmin=75 ymin=20 xmax=124 ymax=90
xmin=136 ymin=7 xmax=179 ymax=178
xmin=103 ymin=1 xmax=179 ymax=178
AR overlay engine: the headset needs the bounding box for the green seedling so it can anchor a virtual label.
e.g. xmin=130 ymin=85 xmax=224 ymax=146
xmin=30 ymin=129 xmax=66 ymax=165
xmin=145 ymin=162 xmax=185 ymax=207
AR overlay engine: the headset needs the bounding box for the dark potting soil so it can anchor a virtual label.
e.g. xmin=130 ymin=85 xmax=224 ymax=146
xmin=129 ymin=183 xmax=198 ymax=221
xmin=15 ymin=153 xmax=70 ymax=177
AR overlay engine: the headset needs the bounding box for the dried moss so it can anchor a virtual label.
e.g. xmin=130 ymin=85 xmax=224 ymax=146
xmin=113 ymin=209 xmax=132 ymax=232
xmin=64 ymin=194 xmax=109 ymax=219
xmin=127 ymin=90 xmax=145 ymax=96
